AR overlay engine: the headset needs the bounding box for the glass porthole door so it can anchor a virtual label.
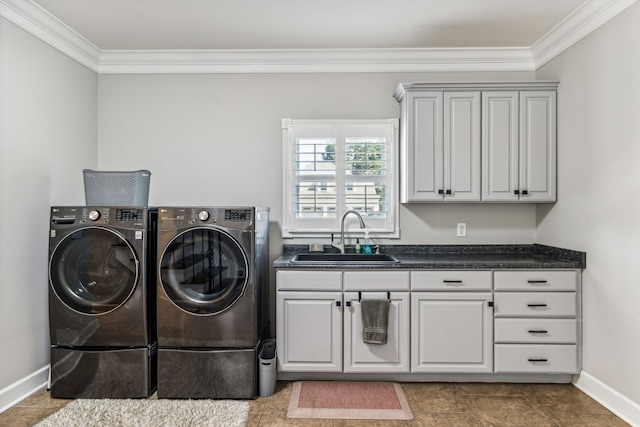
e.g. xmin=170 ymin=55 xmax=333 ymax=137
xmin=159 ymin=227 xmax=248 ymax=315
xmin=49 ymin=228 xmax=139 ymax=315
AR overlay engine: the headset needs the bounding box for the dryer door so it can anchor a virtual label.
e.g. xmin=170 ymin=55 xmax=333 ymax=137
xmin=159 ymin=227 xmax=248 ymax=315
xmin=49 ymin=227 xmax=139 ymax=315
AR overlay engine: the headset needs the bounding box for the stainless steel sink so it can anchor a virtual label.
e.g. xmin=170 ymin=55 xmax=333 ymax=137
xmin=291 ymin=253 xmax=400 ymax=264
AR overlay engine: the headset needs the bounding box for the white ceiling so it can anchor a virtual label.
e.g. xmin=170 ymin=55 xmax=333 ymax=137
xmin=32 ymin=0 xmax=585 ymax=50
xmin=2 ymin=0 xmax=634 ymax=72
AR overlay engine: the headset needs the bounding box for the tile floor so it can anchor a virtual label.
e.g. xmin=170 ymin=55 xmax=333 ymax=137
xmin=0 ymin=381 xmax=630 ymax=427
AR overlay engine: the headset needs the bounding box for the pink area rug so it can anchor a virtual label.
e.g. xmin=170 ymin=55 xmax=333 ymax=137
xmin=287 ymin=381 xmax=413 ymax=420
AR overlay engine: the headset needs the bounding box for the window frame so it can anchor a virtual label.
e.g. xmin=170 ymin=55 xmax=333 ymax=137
xmin=282 ymin=118 xmax=399 ymax=238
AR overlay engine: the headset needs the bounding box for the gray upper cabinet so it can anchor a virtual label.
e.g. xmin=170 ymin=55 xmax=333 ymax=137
xmin=398 ymin=90 xmax=480 ymax=202
xmin=395 ymin=82 xmax=558 ymax=203
xmin=482 ymin=90 xmax=557 ymax=202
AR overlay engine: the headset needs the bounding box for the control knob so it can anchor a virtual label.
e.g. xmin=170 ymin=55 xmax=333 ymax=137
xmin=198 ymin=210 xmax=210 ymax=221
xmin=88 ymin=210 xmax=101 ymax=221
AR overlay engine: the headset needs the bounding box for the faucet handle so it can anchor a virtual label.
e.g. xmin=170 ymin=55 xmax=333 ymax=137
xmin=373 ymin=245 xmax=380 ymax=254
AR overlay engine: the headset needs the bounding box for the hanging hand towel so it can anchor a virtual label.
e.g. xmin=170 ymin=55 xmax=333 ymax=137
xmin=361 ymin=299 xmax=391 ymax=344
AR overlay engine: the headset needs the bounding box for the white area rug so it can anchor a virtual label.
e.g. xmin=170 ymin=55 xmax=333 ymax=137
xmin=35 ymin=398 xmax=249 ymax=427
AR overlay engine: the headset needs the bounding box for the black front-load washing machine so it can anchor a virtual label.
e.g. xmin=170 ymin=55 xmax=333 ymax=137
xmin=48 ymin=206 xmax=157 ymax=398
xmin=156 ymin=206 xmax=269 ymax=399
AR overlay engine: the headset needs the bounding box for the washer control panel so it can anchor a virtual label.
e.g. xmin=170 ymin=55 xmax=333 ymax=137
xmin=50 ymin=207 xmax=146 ymax=228
xmin=115 ymin=208 xmax=145 ymax=222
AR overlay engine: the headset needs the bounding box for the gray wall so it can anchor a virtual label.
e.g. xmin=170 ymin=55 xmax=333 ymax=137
xmin=3 ymin=1 xmax=640 ymax=421
xmin=0 ymin=17 xmax=97 ymax=410
xmin=536 ymin=0 xmax=640 ymax=411
xmin=97 ymin=71 xmax=538 ymax=258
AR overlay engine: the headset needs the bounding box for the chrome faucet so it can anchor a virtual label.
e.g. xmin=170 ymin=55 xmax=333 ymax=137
xmin=332 ymin=210 xmax=366 ymax=254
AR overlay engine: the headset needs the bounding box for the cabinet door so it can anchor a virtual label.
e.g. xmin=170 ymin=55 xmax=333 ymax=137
xmin=444 ymin=92 xmax=481 ymax=201
xmin=519 ymin=91 xmax=557 ymax=202
xmin=411 ymin=292 xmax=493 ymax=372
xmin=482 ymin=91 xmax=519 ymax=201
xmin=276 ymin=291 xmax=342 ymax=372
xmin=343 ymin=292 xmax=409 ymax=373
xmin=403 ymin=91 xmax=444 ymax=202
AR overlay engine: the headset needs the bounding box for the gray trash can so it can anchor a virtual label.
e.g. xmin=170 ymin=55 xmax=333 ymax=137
xmin=258 ymin=341 xmax=277 ymax=397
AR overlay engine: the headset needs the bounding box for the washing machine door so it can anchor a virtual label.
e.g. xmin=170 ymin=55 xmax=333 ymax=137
xmin=49 ymin=227 xmax=139 ymax=315
xmin=159 ymin=227 xmax=248 ymax=315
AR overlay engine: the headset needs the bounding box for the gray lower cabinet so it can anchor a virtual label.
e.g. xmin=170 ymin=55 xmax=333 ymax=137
xmin=411 ymin=292 xmax=493 ymax=372
xmin=410 ymin=271 xmax=493 ymax=373
xmin=343 ymin=291 xmax=410 ymax=373
xmin=493 ymin=270 xmax=581 ymax=373
xmin=276 ymin=268 xmax=581 ymax=376
xmin=275 ymin=270 xmax=343 ymax=372
xmin=276 ymin=270 xmax=411 ymax=373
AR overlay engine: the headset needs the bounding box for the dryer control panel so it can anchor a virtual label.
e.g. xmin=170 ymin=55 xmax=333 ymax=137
xmin=224 ymin=209 xmax=252 ymax=222
xmin=158 ymin=207 xmax=255 ymax=229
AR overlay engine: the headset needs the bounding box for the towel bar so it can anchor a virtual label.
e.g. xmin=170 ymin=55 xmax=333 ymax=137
xmin=354 ymin=291 xmax=391 ymax=302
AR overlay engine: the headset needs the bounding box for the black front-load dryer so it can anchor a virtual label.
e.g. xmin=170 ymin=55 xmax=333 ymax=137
xmin=156 ymin=206 xmax=270 ymax=399
xmin=48 ymin=206 xmax=157 ymax=398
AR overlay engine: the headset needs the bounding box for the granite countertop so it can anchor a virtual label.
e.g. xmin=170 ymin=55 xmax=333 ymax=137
xmin=272 ymin=244 xmax=586 ymax=270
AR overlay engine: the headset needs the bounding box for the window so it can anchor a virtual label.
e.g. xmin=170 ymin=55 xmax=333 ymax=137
xmin=282 ymin=119 xmax=399 ymax=237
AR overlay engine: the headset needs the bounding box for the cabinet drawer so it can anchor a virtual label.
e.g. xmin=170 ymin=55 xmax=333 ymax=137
xmin=494 ymin=292 xmax=576 ymax=317
xmin=411 ymin=271 xmax=492 ymax=291
xmin=495 ymin=319 xmax=577 ymax=343
xmin=494 ymin=344 xmax=578 ymax=373
xmin=344 ymin=271 xmax=410 ymax=291
xmin=276 ymin=270 xmax=342 ymax=291
xmin=494 ymin=271 xmax=576 ymax=291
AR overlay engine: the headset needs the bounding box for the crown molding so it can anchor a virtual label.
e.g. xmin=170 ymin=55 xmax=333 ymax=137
xmin=1 ymin=0 xmax=636 ymax=74
xmin=532 ymin=0 xmax=637 ymax=68
xmin=0 ymin=0 xmax=100 ymax=71
xmin=97 ymin=47 xmax=534 ymax=74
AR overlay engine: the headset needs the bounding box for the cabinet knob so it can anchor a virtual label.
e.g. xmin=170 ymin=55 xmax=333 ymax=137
xmin=446 ymin=189 xmax=452 ymax=195
xmin=522 ymin=190 xmax=529 ymax=195
xmin=336 ymin=301 xmax=341 ymax=307
xmin=514 ymin=190 xmax=520 ymax=195
xmin=438 ymin=189 xmax=444 ymax=195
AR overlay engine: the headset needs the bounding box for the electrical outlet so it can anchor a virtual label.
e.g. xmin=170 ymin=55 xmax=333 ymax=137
xmin=457 ymin=223 xmax=467 ymax=237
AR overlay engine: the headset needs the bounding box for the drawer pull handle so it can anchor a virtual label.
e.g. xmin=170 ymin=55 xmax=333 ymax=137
xmin=528 ymin=358 xmax=548 ymax=362
xmin=443 ymin=280 xmax=463 ymax=285
xmin=528 ymin=330 xmax=548 ymax=334
xmin=527 ymin=304 xmax=548 ymax=307
xmin=527 ymin=280 xmax=548 ymax=284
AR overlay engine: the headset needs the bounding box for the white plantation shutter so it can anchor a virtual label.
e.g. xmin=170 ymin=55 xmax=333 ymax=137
xmin=282 ymin=119 xmax=398 ymax=237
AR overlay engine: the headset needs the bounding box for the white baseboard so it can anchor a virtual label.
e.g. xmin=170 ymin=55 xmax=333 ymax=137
xmin=573 ymin=371 xmax=640 ymax=427
xmin=0 ymin=365 xmax=50 ymax=414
